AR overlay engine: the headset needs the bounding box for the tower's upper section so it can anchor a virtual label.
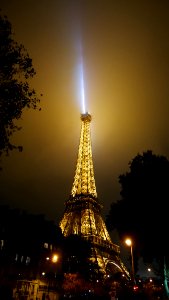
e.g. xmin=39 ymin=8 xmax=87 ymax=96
xmin=70 ymin=113 xmax=97 ymax=198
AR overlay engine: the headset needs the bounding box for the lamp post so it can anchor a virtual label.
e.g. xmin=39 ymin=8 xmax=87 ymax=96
xmin=45 ymin=253 xmax=59 ymax=297
xmin=51 ymin=253 xmax=59 ymax=281
xmin=125 ymin=238 xmax=135 ymax=284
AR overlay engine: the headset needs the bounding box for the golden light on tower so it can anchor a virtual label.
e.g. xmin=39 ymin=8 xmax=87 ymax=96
xmin=59 ymin=109 xmax=130 ymax=277
xmin=70 ymin=112 xmax=97 ymax=198
xmin=59 ymin=43 xmax=129 ymax=278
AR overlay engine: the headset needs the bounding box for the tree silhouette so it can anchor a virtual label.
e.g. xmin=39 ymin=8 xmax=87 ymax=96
xmin=106 ymin=150 xmax=169 ymax=295
xmin=0 ymin=13 xmax=41 ymax=158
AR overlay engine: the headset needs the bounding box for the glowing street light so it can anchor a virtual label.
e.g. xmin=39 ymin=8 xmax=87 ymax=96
xmin=52 ymin=254 xmax=59 ymax=263
xmin=125 ymin=238 xmax=135 ymax=284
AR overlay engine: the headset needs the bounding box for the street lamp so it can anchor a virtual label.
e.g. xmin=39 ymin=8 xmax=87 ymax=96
xmin=125 ymin=238 xmax=135 ymax=284
xmin=46 ymin=254 xmax=59 ymax=296
xmin=52 ymin=254 xmax=59 ymax=263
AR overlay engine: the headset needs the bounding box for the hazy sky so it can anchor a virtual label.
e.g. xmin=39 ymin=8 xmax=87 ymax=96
xmin=1 ymin=0 xmax=169 ymax=228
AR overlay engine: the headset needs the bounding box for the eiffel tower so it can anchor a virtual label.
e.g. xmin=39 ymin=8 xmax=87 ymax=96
xmin=59 ymin=112 xmax=129 ymax=278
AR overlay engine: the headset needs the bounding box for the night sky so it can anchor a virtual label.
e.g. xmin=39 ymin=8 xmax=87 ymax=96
xmin=1 ymin=0 xmax=169 ymax=230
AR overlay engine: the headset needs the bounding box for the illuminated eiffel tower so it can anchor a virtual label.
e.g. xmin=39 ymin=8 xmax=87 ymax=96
xmin=60 ymin=113 xmax=129 ymax=278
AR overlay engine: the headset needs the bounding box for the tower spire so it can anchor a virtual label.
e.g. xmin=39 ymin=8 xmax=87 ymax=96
xmin=71 ymin=113 xmax=97 ymax=198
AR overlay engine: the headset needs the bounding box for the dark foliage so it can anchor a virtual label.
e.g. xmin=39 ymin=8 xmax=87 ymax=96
xmin=0 ymin=13 xmax=41 ymax=157
xmin=106 ymin=150 xmax=169 ymax=267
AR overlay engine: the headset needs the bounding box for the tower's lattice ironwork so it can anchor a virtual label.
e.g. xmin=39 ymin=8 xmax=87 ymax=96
xmin=59 ymin=113 xmax=129 ymax=277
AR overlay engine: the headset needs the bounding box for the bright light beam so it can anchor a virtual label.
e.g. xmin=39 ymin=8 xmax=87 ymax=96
xmin=77 ymin=39 xmax=87 ymax=114
xmin=79 ymin=56 xmax=86 ymax=114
